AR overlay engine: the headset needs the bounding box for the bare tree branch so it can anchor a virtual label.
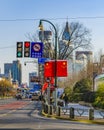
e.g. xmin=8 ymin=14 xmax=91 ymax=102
xmin=25 ymin=21 xmax=92 ymax=60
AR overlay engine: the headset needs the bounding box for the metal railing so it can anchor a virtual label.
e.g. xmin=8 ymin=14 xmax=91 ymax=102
xmin=42 ymin=103 xmax=104 ymax=120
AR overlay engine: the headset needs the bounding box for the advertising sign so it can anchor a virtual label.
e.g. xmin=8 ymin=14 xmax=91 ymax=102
xmin=31 ymin=42 xmax=43 ymax=58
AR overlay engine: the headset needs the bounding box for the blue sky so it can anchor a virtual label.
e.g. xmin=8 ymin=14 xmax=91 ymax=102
xmin=0 ymin=0 xmax=104 ymax=83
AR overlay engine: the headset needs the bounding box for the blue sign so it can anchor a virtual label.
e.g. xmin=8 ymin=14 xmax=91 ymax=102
xmin=38 ymin=58 xmax=50 ymax=64
xmin=31 ymin=42 xmax=43 ymax=58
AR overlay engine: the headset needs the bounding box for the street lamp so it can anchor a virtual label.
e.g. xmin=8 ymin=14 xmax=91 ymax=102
xmin=39 ymin=19 xmax=58 ymax=106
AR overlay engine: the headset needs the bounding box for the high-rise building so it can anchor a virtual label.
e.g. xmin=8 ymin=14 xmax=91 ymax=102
xmin=39 ymin=30 xmax=52 ymax=42
xmin=12 ymin=60 xmax=22 ymax=85
xmin=4 ymin=63 xmax=12 ymax=75
xmin=4 ymin=60 xmax=22 ymax=85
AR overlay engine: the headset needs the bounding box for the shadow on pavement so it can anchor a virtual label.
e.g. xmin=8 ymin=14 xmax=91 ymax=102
xmin=0 ymin=129 xmax=33 ymax=130
xmin=0 ymin=129 xmax=81 ymax=130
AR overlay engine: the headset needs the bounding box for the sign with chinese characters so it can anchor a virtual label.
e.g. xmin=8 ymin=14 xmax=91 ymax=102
xmin=31 ymin=42 xmax=43 ymax=58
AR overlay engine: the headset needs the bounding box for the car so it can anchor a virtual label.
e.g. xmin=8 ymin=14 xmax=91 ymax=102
xmin=16 ymin=93 xmax=22 ymax=100
xmin=31 ymin=93 xmax=39 ymax=101
xmin=57 ymin=99 xmax=65 ymax=107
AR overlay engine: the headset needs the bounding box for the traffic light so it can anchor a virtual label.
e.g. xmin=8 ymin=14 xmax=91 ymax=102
xmin=24 ymin=41 xmax=30 ymax=57
xmin=16 ymin=42 xmax=23 ymax=58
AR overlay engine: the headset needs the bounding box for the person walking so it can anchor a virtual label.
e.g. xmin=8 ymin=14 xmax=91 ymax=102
xmin=63 ymin=93 xmax=68 ymax=106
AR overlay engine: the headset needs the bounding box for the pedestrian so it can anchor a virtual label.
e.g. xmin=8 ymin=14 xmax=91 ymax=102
xmin=63 ymin=93 xmax=68 ymax=106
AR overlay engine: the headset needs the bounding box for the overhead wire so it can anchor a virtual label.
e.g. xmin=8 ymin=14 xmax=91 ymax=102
xmin=0 ymin=16 xmax=104 ymax=22
xmin=0 ymin=16 xmax=104 ymax=50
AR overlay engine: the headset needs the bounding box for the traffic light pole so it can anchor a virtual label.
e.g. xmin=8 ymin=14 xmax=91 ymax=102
xmin=39 ymin=19 xmax=58 ymax=107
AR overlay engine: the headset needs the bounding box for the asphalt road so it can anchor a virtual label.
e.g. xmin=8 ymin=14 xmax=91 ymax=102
xmin=0 ymin=98 xmax=104 ymax=130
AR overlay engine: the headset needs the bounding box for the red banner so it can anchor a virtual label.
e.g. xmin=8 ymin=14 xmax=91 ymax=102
xmin=57 ymin=60 xmax=67 ymax=77
xmin=44 ymin=60 xmax=68 ymax=77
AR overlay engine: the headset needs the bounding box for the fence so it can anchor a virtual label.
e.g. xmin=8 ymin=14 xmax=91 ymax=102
xmin=42 ymin=103 xmax=104 ymax=121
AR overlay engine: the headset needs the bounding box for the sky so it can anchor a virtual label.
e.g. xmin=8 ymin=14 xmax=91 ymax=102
xmin=0 ymin=0 xmax=104 ymax=84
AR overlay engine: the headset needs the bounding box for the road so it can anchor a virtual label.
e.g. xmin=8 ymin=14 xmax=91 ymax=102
xmin=0 ymin=98 xmax=104 ymax=130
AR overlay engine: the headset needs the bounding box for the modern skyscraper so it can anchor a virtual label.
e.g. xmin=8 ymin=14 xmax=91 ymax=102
xmin=4 ymin=63 xmax=12 ymax=75
xmin=4 ymin=60 xmax=22 ymax=85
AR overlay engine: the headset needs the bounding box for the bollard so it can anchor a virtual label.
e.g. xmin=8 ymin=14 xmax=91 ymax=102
xmin=56 ymin=106 xmax=61 ymax=116
xmin=89 ymin=108 xmax=94 ymax=120
xmin=70 ymin=107 xmax=74 ymax=119
xmin=44 ymin=103 xmax=46 ymax=113
xmin=44 ymin=104 xmax=48 ymax=113
xmin=46 ymin=104 xmax=48 ymax=114
xmin=48 ymin=105 xmax=50 ymax=115
xmin=42 ymin=103 xmax=45 ymax=113
xmin=44 ymin=104 xmax=47 ymax=113
xmin=50 ymin=105 xmax=53 ymax=115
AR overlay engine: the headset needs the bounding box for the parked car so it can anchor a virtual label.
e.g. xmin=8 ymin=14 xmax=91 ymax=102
xmin=57 ymin=99 xmax=65 ymax=107
xmin=31 ymin=93 xmax=39 ymax=101
xmin=16 ymin=93 xmax=22 ymax=100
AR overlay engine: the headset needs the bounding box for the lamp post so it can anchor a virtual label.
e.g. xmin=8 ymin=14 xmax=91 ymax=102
xmin=39 ymin=19 xmax=58 ymax=106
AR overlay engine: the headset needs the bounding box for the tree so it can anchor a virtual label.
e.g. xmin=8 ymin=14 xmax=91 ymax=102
xmin=73 ymin=78 xmax=92 ymax=93
xmin=0 ymin=78 xmax=13 ymax=97
xmin=93 ymin=83 xmax=104 ymax=109
xmin=58 ymin=22 xmax=92 ymax=60
xmin=26 ymin=21 xmax=92 ymax=60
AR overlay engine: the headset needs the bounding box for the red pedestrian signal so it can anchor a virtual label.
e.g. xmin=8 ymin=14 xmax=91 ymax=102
xmin=24 ymin=41 xmax=30 ymax=57
xmin=16 ymin=42 xmax=23 ymax=58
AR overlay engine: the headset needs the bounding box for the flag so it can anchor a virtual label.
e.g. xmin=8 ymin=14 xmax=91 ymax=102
xmin=57 ymin=60 xmax=68 ymax=77
xmin=44 ymin=60 xmax=68 ymax=77
xmin=44 ymin=61 xmax=54 ymax=77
